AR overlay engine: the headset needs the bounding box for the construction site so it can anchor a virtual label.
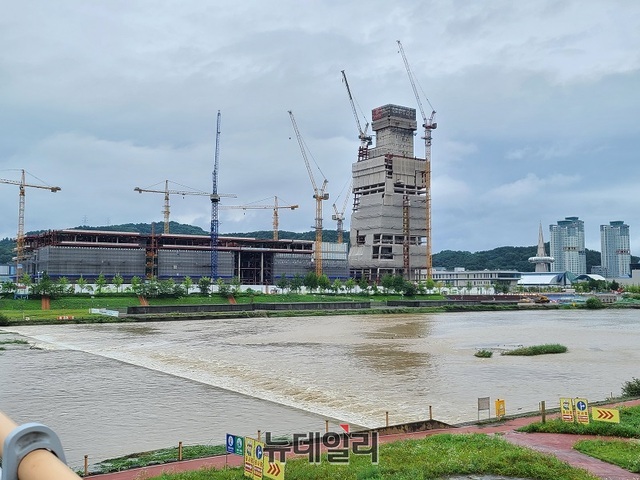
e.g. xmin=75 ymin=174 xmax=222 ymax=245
xmin=21 ymin=229 xmax=348 ymax=284
xmin=2 ymin=43 xmax=435 ymax=286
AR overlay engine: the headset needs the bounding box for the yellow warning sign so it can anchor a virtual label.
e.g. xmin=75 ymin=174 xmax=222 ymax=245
xmin=244 ymin=437 xmax=265 ymax=479
xmin=560 ymin=397 xmax=574 ymax=422
xmin=592 ymin=407 xmax=620 ymax=423
xmin=264 ymin=457 xmax=285 ymax=480
xmin=495 ymin=398 xmax=505 ymax=418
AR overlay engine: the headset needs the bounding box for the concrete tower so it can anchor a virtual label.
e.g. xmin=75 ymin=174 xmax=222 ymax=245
xmin=549 ymin=216 xmax=586 ymax=275
xmin=600 ymin=221 xmax=631 ymax=278
xmin=528 ymin=222 xmax=554 ymax=272
xmin=348 ymin=104 xmax=427 ymax=282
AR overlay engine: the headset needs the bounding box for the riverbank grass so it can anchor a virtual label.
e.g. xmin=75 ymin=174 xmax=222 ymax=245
xmin=574 ymin=439 xmax=640 ymax=473
xmin=142 ymin=433 xmax=597 ymax=480
xmin=519 ymin=405 xmax=640 ymax=473
xmin=502 ymin=343 xmax=567 ymax=356
xmin=91 ymin=445 xmax=226 ymax=474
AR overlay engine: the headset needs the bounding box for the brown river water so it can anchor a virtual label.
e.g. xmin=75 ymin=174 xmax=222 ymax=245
xmin=1 ymin=309 xmax=639 ymax=467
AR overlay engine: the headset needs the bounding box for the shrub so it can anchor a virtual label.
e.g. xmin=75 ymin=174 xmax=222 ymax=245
xmin=474 ymin=349 xmax=493 ymax=358
xmin=622 ymin=377 xmax=640 ymax=398
xmin=502 ymin=344 xmax=567 ymax=356
xmin=585 ymin=297 xmax=604 ymax=309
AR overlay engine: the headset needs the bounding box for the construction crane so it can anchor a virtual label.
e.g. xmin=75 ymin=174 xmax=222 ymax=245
xmin=211 ymin=110 xmax=222 ymax=280
xmin=0 ymin=169 xmax=61 ymax=281
xmin=341 ymin=70 xmax=372 ymax=162
xmin=332 ymin=181 xmax=352 ymax=244
xmin=133 ymin=180 xmax=234 ymax=235
xmin=220 ymin=197 xmax=298 ymax=241
xmin=288 ymin=110 xmax=329 ymax=277
xmin=397 ymin=40 xmax=437 ymax=280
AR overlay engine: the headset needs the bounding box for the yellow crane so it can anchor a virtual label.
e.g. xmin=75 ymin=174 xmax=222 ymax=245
xmin=0 ymin=169 xmax=61 ymax=280
xmin=332 ymin=181 xmax=352 ymax=244
xmin=220 ymin=196 xmax=298 ymax=241
xmin=134 ymin=180 xmax=235 ymax=234
xmin=288 ymin=110 xmax=329 ymax=277
xmin=397 ymin=40 xmax=437 ymax=280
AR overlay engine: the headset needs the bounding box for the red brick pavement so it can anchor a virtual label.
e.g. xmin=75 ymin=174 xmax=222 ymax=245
xmin=90 ymin=399 xmax=640 ymax=480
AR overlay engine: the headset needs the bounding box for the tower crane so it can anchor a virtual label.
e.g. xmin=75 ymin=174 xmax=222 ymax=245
xmin=341 ymin=70 xmax=372 ymax=162
xmin=397 ymin=40 xmax=437 ymax=280
xmin=133 ymin=180 xmax=235 ymax=235
xmin=332 ymin=181 xmax=352 ymax=244
xmin=211 ymin=110 xmax=222 ymax=280
xmin=220 ymin=197 xmax=298 ymax=241
xmin=0 ymin=169 xmax=61 ymax=281
xmin=288 ymin=110 xmax=329 ymax=277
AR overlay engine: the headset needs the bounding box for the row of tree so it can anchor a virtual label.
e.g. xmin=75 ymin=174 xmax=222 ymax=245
xmin=0 ymin=272 xmax=438 ymax=299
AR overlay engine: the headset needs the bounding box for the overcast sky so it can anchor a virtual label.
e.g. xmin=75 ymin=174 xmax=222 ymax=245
xmin=1 ymin=1 xmax=639 ymax=254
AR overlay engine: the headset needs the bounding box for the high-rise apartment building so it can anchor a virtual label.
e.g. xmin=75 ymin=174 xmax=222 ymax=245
xmin=348 ymin=104 xmax=427 ymax=281
xmin=549 ymin=216 xmax=586 ymax=275
xmin=600 ymin=221 xmax=631 ymax=278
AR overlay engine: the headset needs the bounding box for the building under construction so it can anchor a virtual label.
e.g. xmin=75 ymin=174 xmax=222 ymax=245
xmin=21 ymin=229 xmax=348 ymax=284
xmin=348 ymin=104 xmax=427 ymax=281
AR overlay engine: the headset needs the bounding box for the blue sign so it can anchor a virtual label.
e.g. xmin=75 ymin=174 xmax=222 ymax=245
xmin=576 ymin=401 xmax=587 ymax=411
xmin=226 ymin=434 xmax=235 ymax=454
xmin=255 ymin=444 xmax=263 ymax=460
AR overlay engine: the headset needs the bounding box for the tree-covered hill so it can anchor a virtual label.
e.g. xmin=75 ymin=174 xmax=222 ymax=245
xmin=0 ymin=224 xmax=632 ymax=273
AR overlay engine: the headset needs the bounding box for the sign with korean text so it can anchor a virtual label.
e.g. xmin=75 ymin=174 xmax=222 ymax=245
xmin=574 ymin=398 xmax=589 ymax=424
xmin=560 ymin=397 xmax=574 ymax=422
xmin=244 ymin=437 xmax=265 ymax=479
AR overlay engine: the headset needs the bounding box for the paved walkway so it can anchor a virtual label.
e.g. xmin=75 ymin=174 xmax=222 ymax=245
xmin=90 ymin=399 xmax=640 ymax=480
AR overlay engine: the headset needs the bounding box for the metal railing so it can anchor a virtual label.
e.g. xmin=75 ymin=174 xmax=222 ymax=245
xmin=0 ymin=411 xmax=80 ymax=480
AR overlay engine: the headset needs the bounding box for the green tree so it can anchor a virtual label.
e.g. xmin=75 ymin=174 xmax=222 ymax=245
xmin=112 ymin=274 xmax=124 ymax=293
xmin=76 ymin=276 xmax=88 ymax=294
xmin=276 ymin=275 xmax=290 ymax=294
xmin=198 ymin=277 xmax=212 ymax=296
xmin=158 ymin=279 xmax=176 ymax=297
xmin=290 ymin=274 xmax=304 ymax=293
xmin=392 ymin=275 xmax=406 ymax=294
xmin=357 ymin=278 xmax=369 ymax=296
xmin=331 ymin=278 xmax=343 ymax=294
xmin=95 ymin=274 xmax=107 ymax=295
xmin=130 ymin=276 xmax=143 ymax=295
xmin=381 ymin=273 xmax=394 ymax=294
xmin=56 ymin=277 xmax=71 ymax=295
xmin=303 ymin=272 xmax=318 ymax=293
xmin=32 ymin=272 xmax=58 ymax=298
xmin=403 ymin=281 xmax=418 ymax=297
xmin=230 ymin=276 xmax=242 ymax=295
xmin=344 ymin=278 xmax=356 ymax=294
xmin=19 ymin=273 xmax=32 ymax=290
xmin=182 ymin=276 xmax=193 ymax=295
xmin=317 ymin=274 xmax=331 ymax=293
xmin=143 ymin=277 xmax=160 ymax=297
xmin=216 ymin=278 xmax=230 ymax=297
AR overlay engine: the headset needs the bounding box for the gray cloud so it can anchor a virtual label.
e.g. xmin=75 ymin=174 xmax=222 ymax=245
xmin=1 ymin=0 xmax=639 ymax=256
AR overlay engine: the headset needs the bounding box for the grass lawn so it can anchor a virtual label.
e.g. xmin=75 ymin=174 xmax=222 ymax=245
xmin=519 ymin=404 xmax=640 ymax=473
xmin=114 ymin=434 xmax=599 ymax=480
xmin=0 ymin=293 xmax=446 ymax=323
xmin=573 ymin=439 xmax=640 ymax=473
